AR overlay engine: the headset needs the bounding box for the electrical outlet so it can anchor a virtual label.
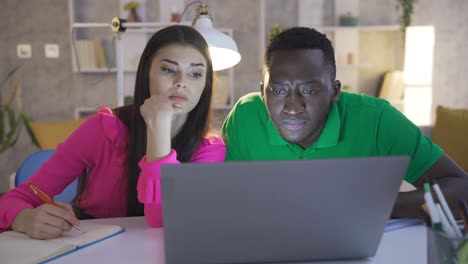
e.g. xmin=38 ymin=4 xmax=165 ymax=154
xmin=17 ymin=44 xmax=32 ymax=58
xmin=45 ymin=43 xmax=59 ymax=58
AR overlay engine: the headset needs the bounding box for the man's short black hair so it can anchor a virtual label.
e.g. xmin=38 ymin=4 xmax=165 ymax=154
xmin=264 ymin=27 xmax=336 ymax=81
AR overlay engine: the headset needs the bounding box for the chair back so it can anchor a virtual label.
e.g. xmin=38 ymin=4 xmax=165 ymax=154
xmin=15 ymin=150 xmax=78 ymax=204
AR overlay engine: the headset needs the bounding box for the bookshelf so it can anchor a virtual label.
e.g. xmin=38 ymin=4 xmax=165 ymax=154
xmin=297 ymin=0 xmax=403 ymax=95
xmin=68 ymin=0 xmax=235 ymax=110
xmin=318 ymin=26 xmax=401 ymax=94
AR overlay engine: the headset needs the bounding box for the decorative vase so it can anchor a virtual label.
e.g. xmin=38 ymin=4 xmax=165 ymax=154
xmin=127 ymin=8 xmax=141 ymax=22
xmin=339 ymin=12 xmax=358 ymax=26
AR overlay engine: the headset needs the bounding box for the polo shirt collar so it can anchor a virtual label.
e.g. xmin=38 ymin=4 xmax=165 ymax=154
xmin=267 ymin=103 xmax=341 ymax=148
xmin=315 ymin=103 xmax=340 ymax=148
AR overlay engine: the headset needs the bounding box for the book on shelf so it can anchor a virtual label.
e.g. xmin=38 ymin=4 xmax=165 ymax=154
xmin=75 ymin=39 xmax=112 ymax=70
xmin=93 ymin=39 xmax=107 ymax=68
xmin=100 ymin=38 xmax=114 ymax=68
xmin=0 ymin=222 xmax=124 ymax=263
xmin=75 ymin=40 xmax=93 ymax=69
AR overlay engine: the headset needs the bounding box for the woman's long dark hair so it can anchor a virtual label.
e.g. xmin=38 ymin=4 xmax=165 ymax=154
xmin=114 ymin=25 xmax=214 ymax=216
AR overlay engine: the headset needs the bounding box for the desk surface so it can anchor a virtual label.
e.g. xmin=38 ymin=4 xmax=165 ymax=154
xmin=49 ymin=217 xmax=426 ymax=264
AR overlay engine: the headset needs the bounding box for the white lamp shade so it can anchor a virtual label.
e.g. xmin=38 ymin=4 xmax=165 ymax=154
xmin=194 ymin=16 xmax=241 ymax=71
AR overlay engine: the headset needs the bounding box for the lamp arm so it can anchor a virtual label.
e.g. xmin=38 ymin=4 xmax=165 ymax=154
xmin=177 ymin=1 xmax=203 ymax=23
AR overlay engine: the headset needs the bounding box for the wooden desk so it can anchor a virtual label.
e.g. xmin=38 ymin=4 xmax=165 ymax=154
xmin=49 ymin=217 xmax=426 ymax=264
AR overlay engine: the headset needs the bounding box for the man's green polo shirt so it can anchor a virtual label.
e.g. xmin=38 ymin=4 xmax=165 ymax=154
xmin=221 ymin=92 xmax=443 ymax=183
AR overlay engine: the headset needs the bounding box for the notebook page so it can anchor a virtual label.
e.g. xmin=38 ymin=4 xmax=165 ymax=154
xmin=53 ymin=222 xmax=123 ymax=247
xmin=0 ymin=231 xmax=75 ymax=264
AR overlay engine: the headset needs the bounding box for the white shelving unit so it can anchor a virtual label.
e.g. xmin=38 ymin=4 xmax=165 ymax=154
xmin=318 ymin=26 xmax=400 ymax=93
xmin=298 ymin=0 xmax=402 ymax=94
xmin=68 ymin=0 xmax=235 ymax=110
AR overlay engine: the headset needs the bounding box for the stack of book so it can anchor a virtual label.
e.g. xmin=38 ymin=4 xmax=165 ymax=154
xmin=75 ymin=39 xmax=114 ymax=70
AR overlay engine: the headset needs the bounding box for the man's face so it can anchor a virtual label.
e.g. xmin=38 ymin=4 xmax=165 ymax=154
xmin=262 ymin=49 xmax=340 ymax=148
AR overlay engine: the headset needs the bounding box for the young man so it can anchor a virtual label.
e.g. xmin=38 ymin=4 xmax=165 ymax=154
xmin=222 ymin=27 xmax=468 ymax=218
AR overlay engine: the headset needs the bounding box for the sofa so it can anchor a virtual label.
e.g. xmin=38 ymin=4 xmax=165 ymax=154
xmin=422 ymin=106 xmax=468 ymax=172
xmin=29 ymin=118 xmax=87 ymax=150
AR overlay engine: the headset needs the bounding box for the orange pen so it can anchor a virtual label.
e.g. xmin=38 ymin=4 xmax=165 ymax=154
xmin=28 ymin=183 xmax=80 ymax=230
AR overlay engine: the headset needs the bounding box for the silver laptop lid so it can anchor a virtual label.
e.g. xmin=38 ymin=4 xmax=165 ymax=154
xmin=161 ymin=156 xmax=410 ymax=264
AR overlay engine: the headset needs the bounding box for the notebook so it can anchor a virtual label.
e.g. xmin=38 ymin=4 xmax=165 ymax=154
xmin=160 ymin=156 xmax=410 ymax=264
xmin=385 ymin=218 xmax=422 ymax=232
xmin=0 ymin=222 xmax=124 ymax=263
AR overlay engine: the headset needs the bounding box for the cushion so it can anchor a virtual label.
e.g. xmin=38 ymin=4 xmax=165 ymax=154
xmin=432 ymin=106 xmax=468 ymax=171
xmin=30 ymin=118 xmax=87 ymax=150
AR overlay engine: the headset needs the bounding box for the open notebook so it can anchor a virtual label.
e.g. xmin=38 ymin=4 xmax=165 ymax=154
xmin=0 ymin=222 xmax=124 ymax=263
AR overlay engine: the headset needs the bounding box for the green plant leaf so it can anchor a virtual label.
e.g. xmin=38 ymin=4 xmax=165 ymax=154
xmin=0 ymin=84 xmax=3 ymax=109
xmin=396 ymin=0 xmax=415 ymax=29
xmin=7 ymin=107 xmax=16 ymax=135
xmin=0 ymin=107 xmax=4 ymax=143
xmin=123 ymin=1 xmax=139 ymax=11
xmin=5 ymin=106 xmax=21 ymax=148
xmin=19 ymin=111 xmax=39 ymax=147
xmin=0 ymin=141 xmax=10 ymax=154
xmin=0 ymin=65 xmax=39 ymax=153
xmin=9 ymin=123 xmax=22 ymax=146
xmin=0 ymin=65 xmax=21 ymax=92
xmin=268 ymin=24 xmax=286 ymax=43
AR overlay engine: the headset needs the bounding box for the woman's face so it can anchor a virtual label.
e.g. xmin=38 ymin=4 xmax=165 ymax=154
xmin=149 ymin=43 xmax=207 ymax=114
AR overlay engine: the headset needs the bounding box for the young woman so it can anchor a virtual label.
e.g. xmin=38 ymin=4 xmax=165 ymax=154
xmin=0 ymin=25 xmax=226 ymax=239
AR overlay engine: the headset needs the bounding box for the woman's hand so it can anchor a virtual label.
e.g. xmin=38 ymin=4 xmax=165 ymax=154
xmin=140 ymin=93 xmax=174 ymax=161
xmin=140 ymin=93 xmax=175 ymax=130
xmin=11 ymin=202 xmax=80 ymax=239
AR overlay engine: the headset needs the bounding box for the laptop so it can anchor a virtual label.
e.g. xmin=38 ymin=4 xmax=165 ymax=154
xmin=160 ymin=156 xmax=410 ymax=264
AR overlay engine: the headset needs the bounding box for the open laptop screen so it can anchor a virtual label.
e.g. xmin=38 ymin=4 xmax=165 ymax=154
xmin=161 ymin=156 xmax=410 ymax=264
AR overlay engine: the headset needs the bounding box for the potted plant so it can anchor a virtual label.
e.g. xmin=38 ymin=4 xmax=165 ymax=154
xmin=396 ymin=0 xmax=415 ymax=30
xmin=0 ymin=66 xmax=39 ymax=154
xmin=124 ymin=1 xmax=142 ymax=22
xmin=268 ymin=24 xmax=286 ymax=43
xmin=396 ymin=0 xmax=415 ymax=69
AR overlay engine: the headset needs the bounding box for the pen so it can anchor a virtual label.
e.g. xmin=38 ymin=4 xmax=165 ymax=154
xmin=432 ymin=181 xmax=463 ymax=237
xmin=436 ymin=203 xmax=456 ymax=238
xmin=423 ymin=182 xmax=442 ymax=231
xmin=28 ymin=183 xmax=80 ymax=230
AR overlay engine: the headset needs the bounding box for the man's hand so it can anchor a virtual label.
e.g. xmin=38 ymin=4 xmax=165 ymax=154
xmin=392 ymin=154 xmax=468 ymax=218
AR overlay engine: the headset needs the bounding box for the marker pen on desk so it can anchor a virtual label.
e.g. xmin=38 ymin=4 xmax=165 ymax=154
xmin=432 ymin=181 xmax=463 ymax=237
xmin=436 ymin=203 xmax=457 ymax=238
xmin=28 ymin=183 xmax=80 ymax=230
xmin=423 ymin=183 xmax=442 ymax=231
